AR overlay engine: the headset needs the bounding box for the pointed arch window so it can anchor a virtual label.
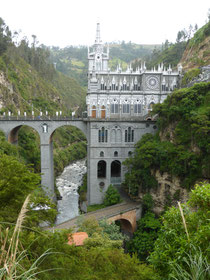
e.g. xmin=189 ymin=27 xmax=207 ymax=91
xmin=91 ymin=105 xmax=97 ymax=118
xmin=111 ymin=103 xmax=119 ymax=114
xmin=101 ymin=105 xmax=106 ymax=118
xmin=123 ymin=103 xmax=130 ymax=114
xmin=98 ymin=127 xmax=108 ymax=142
xmin=134 ymin=103 xmax=142 ymax=114
xmin=122 ymin=84 xmax=127 ymax=91
xmin=98 ymin=160 xmax=106 ymax=178
xmin=125 ymin=127 xmax=134 ymax=142
xmin=112 ymin=84 xmax=116 ymax=90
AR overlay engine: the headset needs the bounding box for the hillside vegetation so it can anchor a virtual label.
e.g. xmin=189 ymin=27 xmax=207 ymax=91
xmin=0 ymin=18 xmax=86 ymax=115
xmin=180 ymin=21 xmax=210 ymax=70
xmin=124 ymin=82 xmax=210 ymax=200
xmin=0 ymin=18 xmax=87 ymax=176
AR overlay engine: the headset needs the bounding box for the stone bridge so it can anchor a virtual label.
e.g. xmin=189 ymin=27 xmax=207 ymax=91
xmin=50 ymin=201 xmax=141 ymax=234
xmin=0 ymin=116 xmax=88 ymax=199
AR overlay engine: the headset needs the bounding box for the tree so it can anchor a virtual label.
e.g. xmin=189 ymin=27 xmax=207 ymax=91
xmin=0 ymin=153 xmax=56 ymax=225
xmin=0 ymin=17 xmax=12 ymax=55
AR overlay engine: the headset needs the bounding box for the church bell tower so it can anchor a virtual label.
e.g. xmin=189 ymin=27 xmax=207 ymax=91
xmin=88 ymin=22 xmax=109 ymax=73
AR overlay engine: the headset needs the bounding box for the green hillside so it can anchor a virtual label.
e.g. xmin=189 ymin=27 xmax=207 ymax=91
xmin=0 ymin=18 xmax=87 ymax=176
xmin=0 ymin=50 xmax=86 ymax=115
xmin=180 ymin=21 xmax=210 ymax=69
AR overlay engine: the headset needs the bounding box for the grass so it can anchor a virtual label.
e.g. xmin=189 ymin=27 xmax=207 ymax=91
xmin=87 ymin=204 xmax=106 ymax=212
xmin=0 ymin=195 xmax=54 ymax=280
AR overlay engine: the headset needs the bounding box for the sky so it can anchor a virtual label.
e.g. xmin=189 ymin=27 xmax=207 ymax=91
xmin=1 ymin=0 xmax=209 ymax=47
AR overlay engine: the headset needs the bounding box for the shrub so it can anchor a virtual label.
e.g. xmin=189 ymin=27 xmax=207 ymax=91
xmin=103 ymin=185 xmax=121 ymax=206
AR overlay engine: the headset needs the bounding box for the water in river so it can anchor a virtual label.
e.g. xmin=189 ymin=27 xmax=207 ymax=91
xmin=55 ymin=159 xmax=86 ymax=224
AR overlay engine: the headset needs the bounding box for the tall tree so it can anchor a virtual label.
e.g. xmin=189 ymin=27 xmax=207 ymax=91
xmin=0 ymin=17 xmax=12 ymax=55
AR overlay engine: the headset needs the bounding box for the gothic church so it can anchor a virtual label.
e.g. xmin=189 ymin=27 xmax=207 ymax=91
xmin=86 ymin=23 xmax=182 ymax=204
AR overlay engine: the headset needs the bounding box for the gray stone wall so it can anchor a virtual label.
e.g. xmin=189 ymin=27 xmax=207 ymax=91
xmin=87 ymin=120 xmax=157 ymax=204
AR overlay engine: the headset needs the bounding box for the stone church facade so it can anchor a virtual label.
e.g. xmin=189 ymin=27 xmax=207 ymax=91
xmin=86 ymin=23 xmax=182 ymax=205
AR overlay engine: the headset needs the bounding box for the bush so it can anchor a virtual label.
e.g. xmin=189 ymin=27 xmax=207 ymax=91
xmin=103 ymin=185 xmax=121 ymax=206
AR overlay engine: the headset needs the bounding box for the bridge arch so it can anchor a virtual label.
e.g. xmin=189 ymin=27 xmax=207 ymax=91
xmin=49 ymin=122 xmax=87 ymax=142
xmin=108 ymin=209 xmax=137 ymax=234
xmin=115 ymin=218 xmax=133 ymax=235
xmin=8 ymin=125 xmax=41 ymax=144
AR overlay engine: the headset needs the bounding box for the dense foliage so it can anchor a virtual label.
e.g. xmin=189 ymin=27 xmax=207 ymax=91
xmin=0 ymin=133 xmax=56 ymax=226
xmin=124 ymin=82 xmax=210 ymax=196
xmin=103 ymin=184 xmax=121 ymax=206
xmin=127 ymin=194 xmax=161 ymax=261
xmin=149 ymin=183 xmax=210 ymax=279
xmin=21 ymin=229 xmax=159 ymax=280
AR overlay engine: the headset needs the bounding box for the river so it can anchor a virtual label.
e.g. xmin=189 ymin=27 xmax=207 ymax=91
xmin=55 ymin=159 xmax=87 ymax=225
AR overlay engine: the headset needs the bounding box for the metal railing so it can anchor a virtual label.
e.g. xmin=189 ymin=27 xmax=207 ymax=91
xmin=111 ymin=177 xmax=121 ymax=184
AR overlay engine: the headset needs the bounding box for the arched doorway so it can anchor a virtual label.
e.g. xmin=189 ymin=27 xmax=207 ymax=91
xmin=101 ymin=105 xmax=106 ymax=118
xmin=111 ymin=160 xmax=121 ymax=184
xmin=148 ymin=102 xmax=155 ymax=111
xmin=98 ymin=160 xmax=106 ymax=178
xmin=91 ymin=105 xmax=96 ymax=118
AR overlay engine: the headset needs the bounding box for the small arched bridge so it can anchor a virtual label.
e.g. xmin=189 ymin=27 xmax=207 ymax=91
xmin=0 ymin=117 xmax=88 ymax=200
xmin=50 ymin=201 xmax=141 ymax=234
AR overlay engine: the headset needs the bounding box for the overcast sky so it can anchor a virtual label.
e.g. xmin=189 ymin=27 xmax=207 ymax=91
xmin=1 ymin=0 xmax=209 ymax=47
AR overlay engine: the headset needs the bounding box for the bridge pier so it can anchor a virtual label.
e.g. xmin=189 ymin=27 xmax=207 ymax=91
xmin=40 ymin=141 xmax=55 ymax=200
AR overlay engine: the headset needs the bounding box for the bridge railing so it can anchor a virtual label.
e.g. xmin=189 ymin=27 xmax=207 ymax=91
xmin=0 ymin=116 xmax=88 ymax=121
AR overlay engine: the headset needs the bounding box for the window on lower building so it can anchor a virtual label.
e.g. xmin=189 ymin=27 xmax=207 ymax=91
xmin=97 ymin=160 xmax=106 ymax=178
xmin=134 ymin=104 xmax=142 ymax=114
xmin=100 ymin=151 xmax=104 ymax=157
xmin=98 ymin=127 xmax=108 ymax=142
xmin=125 ymin=127 xmax=134 ymax=142
xmin=114 ymin=151 xmax=118 ymax=157
xmin=111 ymin=103 xmax=119 ymax=114
xmin=123 ymin=104 xmax=130 ymax=114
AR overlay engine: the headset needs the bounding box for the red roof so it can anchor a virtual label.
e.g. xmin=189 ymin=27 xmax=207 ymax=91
xmin=68 ymin=232 xmax=88 ymax=246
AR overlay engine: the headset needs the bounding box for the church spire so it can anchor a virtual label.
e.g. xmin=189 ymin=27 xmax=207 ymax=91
xmin=95 ymin=22 xmax=101 ymax=44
